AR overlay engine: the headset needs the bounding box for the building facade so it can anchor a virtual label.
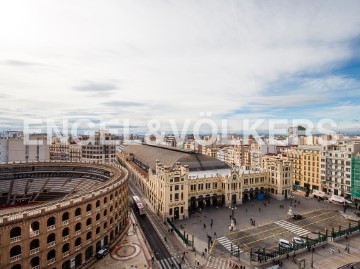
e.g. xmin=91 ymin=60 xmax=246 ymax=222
xmin=119 ymin=144 xmax=292 ymax=221
xmin=81 ymin=131 xmax=116 ymax=163
xmin=8 ymin=135 xmax=50 ymax=162
xmin=351 ymin=155 xmax=360 ymax=203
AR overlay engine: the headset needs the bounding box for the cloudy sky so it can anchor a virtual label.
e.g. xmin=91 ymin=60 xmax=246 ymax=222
xmin=0 ymin=0 xmax=360 ymax=133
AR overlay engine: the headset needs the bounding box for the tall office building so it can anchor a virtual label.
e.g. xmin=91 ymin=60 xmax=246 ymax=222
xmin=288 ymin=126 xmax=306 ymax=145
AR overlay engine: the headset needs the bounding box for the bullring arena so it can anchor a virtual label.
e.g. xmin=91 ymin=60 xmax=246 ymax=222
xmin=0 ymin=161 xmax=129 ymax=269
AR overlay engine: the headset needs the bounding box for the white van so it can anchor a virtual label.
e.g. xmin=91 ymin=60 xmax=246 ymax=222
xmin=311 ymin=190 xmax=326 ymax=199
xmin=279 ymin=239 xmax=293 ymax=248
xmin=329 ymin=195 xmax=352 ymax=205
xmin=293 ymin=237 xmax=306 ymax=245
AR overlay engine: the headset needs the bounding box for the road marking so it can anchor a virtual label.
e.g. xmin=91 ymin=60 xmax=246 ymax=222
xmin=209 ymin=237 xmax=217 ymax=254
xmin=275 ymin=220 xmax=310 ymax=236
xmin=217 ymin=236 xmax=243 ymax=254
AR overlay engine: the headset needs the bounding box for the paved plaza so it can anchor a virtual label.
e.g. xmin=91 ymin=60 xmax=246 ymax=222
xmin=174 ymin=192 xmax=360 ymax=268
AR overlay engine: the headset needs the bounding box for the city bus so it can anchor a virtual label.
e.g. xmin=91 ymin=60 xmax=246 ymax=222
xmin=132 ymin=195 xmax=146 ymax=215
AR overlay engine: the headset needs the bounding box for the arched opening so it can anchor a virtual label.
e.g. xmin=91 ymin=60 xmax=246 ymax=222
xmin=30 ymin=239 xmax=40 ymax=251
xmin=75 ymin=222 xmax=81 ymax=233
xmin=96 ymin=227 xmax=100 ymax=235
xmin=103 ymin=196 xmax=107 ymax=204
xmin=110 ymin=193 xmax=113 ymax=200
xmin=110 ymin=230 xmax=114 ymax=241
xmin=96 ymin=240 xmax=102 ymax=251
xmin=75 ymin=237 xmax=81 ymax=247
xmin=62 ymin=227 xmax=69 ymax=237
xmin=104 ymin=235 xmax=109 ymax=246
xmin=103 ymin=222 xmax=107 ymax=230
xmin=75 ymin=253 xmax=82 ymax=267
xmin=30 ymin=256 xmax=40 ymax=267
xmin=85 ymin=246 xmax=93 ymax=260
xmin=62 ymin=212 xmax=69 ymax=222
xmin=47 ymin=233 xmax=56 ymax=244
xmin=11 ymin=265 xmax=21 ymax=269
xmin=96 ymin=213 xmax=100 ymax=221
xmin=30 ymin=221 xmax=40 ymax=233
xmin=10 ymin=245 xmax=21 ymax=258
xmin=10 ymin=227 xmax=21 ymax=239
xmin=75 ymin=208 xmax=81 ymax=217
xmin=103 ymin=209 xmax=107 ymax=217
xmin=86 ymin=231 xmax=92 ymax=241
xmin=86 ymin=204 xmax=92 ymax=212
xmin=47 ymin=216 xmax=56 ymax=227
xmin=110 ymin=217 xmax=113 ymax=224
xmin=110 ymin=206 xmax=113 ymax=212
xmin=96 ymin=200 xmax=100 ymax=208
xmin=62 ymin=260 xmax=71 ymax=269
xmin=47 ymin=249 xmax=56 ymax=261
xmin=62 ymin=243 xmax=70 ymax=253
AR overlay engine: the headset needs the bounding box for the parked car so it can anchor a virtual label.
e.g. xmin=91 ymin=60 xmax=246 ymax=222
xmin=293 ymin=214 xmax=302 ymax=220
xmin=293 ymin=237 xmax=306 ymax=245
xmin=279 ymin=239 xmax=293 ymax=249
xmin=97 ymin=248 xmax=109 ymax=259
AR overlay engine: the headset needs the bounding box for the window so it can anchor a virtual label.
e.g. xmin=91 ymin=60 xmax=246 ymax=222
xmin=175 ymin=193 xmax=179 ymax=201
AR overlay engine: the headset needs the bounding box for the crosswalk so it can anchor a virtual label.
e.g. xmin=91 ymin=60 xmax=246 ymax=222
xmin=157 ymin=256 xmax=188 ymax=269
xmin=217 ymin=236 xmax=242 ymax=255
xmin=205 ymin=256 xmax=228 ymax=269
xmin=274 ymin=220 xmax=310 ymax=236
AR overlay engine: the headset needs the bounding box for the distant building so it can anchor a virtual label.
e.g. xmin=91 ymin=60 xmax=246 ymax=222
xmin=8 ymin=134 xmax=50 ymax=162
xmin=81 ymin=131 xmax=116 ymax=163
xmin=288 ymin=126 xmax=306 ymax=145
xmin=351 ymin=154 xmax=360 ymax=203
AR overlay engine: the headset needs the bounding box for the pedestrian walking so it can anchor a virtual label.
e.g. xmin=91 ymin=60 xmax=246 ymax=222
xmin=250 ymin=218 xmax=253 ymax=225
xmin=214 ymin=232 xmax=217 ymax=237
xmin=259 ymin=207 xmax=261 ymax=212
xmin=202 ymin=252 xmax=205 ymax=257
xmin=210 ymin=222 xmax=213 ymax=228
xmin=230 ymin=214 xmax=232 ymax=220
xmin=203 ymin=223 xmax=206 ymax=229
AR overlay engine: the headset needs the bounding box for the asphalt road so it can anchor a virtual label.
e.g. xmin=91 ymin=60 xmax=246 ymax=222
xmin=129 ymin=187 xmax=171 ymax=261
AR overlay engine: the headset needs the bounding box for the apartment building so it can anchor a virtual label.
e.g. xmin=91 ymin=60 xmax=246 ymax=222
xmin=7 ymin=134 xmax=50 ymax=162
xmin=351 ymin=154 xmax=360 ymax=204
xmin=0 ymin=138 xmax=8 ymax=163
xmin=261 ymin=154 xmax=293 ymax=200
xmin=81 ymin=131 xmax=116 ymax=163
xmin=250 ymin=143 xmax=276 ymax=168
xmin=321 ymin=139 xmax=360 ymax=197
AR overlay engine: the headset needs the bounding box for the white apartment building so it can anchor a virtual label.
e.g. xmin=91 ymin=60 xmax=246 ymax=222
xmin=321 ymin=139 xmax=360 ymax=197
xmin=250 ymin=143 xmax=276 ymax=168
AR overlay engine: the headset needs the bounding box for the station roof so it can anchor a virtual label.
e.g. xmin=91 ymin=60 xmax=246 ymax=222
xmin=123 ymin=144 xmax=229 ymax=172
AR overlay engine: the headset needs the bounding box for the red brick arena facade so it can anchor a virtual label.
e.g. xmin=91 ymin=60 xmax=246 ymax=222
xmin=0 ymin=161 xmax=129 ymax=269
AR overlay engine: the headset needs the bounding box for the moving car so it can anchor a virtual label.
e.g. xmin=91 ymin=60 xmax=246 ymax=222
xmin=293 ymin=237 xmax=306 ymax=245
xmin=97 ymin=248 xmax=109 ymax=259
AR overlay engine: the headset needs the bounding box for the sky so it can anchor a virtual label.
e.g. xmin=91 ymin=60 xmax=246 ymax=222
xmin=0 ymin=0 xmax=360 ymax=134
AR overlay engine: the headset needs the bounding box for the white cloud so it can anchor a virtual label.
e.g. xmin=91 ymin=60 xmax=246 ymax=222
xmin=0 ymin=0 xmax=359 ymax=129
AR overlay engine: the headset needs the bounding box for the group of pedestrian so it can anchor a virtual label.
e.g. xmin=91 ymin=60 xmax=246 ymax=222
xmin=250 ymin=218 xmax=256 ymax=226
xmin=272 ymin=259 xmax=283 ymax=267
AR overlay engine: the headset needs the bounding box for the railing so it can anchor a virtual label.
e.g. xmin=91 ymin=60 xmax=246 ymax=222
xmin=31 ymin=265 xmax=40 ymax=269
xmin=75 ymin=245 xmax=81 ymax=251
xmin=87 ymin=239 xmax=92 ymax=244
xmin=47 ymin=225 xmax=56 ymax=231
xmin=75 ymin=215 xmax=81 ymax=221
xmin=30 ymin=247 xmax=40 ymax=255
xmin=96 ymin=234 xmax=100 ymax=239
xmin=63 ymin=235 xmax=70 ymax=241
xmin=47 ymin=241 xmax=56 ymax=248
xmin=10 ymin=254 xmax=22 ymax=263
xmin=96 ymin=207 xmax=100 ymax=212
xmin=75 ymin=230 xmax=81 ymax=236
xmin=96 ymin=220 xmax=100 ymax=225
xmin=47 ymin=258 xmax=56 ymax=265
xmin=86 ymin=211 xmax=92 ymax=216
xmin=87 ymin=225 xmax=92 ymax=230
xmin=30 ymin=230 xmax=40 ymax=237
xmin=63 ymin=251 xmax=70 ymax=258
xmin=10 ymin=236 xmax=21 ymax=243
xmin=62 ymin=220 xmax=69 ymax=226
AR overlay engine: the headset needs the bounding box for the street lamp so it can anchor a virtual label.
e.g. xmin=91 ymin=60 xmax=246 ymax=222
xmin=311 ymin=248 xmax=314 ymax=268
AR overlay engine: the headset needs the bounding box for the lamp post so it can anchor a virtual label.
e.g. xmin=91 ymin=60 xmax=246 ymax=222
xmin=311 ymin=248 xmax=314 ymax=268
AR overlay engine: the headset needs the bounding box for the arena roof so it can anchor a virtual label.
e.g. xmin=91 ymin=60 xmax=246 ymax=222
xmin=123 ymin=144 xmax=229 ymax=171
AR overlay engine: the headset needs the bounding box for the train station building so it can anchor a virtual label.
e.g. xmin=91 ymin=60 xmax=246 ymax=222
xmin=117 ymin=144 xmax=292 ymax=221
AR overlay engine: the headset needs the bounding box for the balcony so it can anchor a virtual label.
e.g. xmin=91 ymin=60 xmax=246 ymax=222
xmin=47 ymin=258 xmax=56 ymax=265
xmin=62 ymin=220 xmax=69 ymax=226
xmin=104 ymin=204 xmax=107 ymax=208
xmin=87 ymin=239 xmax=92 ymax=244
xmin=47 ymin=225 xmax=56 ymax=232
xmin=30 ymin=230 xmax=40 ymax=237
xmin=75 ymin=230 xmax=81 ymax=236
xmin=87 ymin=225 xmax=92 ymax=230
xmin=30 ymin=247 xmax=40 ymax=255
xmin=63 ymin=251 xmax=70 ymax=258
xmin=10 ymin=236 xmax=21 ymax=244
xmin=47 ymin=241 xmax=56 ymax=248
xmin=75 ymin=245 xmax=81 ymax=251
xmin=96 ymin=234 xmax=100 ymax=239
xmin=31 ymin=266 xmax=40 ymax=269
xmin=63 ymin=235 xmax=70 ymax=241
xmin=96 ymin=220 xmax=100 ymax=225
xmin=10 ymin=254 xmax=22 ymax=263
xmin=75 ymin=215 xmax=81 ymax=221
xmin=96 ymin=207 xmax=100 ymax=212
xmin=86 ymin=211 xmax=91 ymax=216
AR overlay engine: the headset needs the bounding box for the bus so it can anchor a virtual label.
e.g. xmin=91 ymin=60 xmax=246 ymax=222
xmin=132 ymin=196 xmax=146 ymax=215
